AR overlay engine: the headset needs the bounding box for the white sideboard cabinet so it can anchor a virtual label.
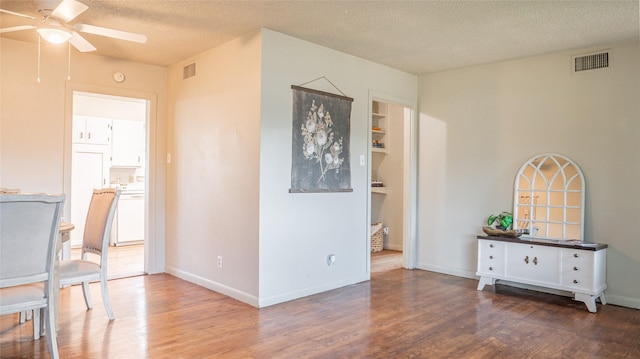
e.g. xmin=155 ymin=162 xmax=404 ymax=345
xmin=477 ymin=236 xmax=607 ymax=313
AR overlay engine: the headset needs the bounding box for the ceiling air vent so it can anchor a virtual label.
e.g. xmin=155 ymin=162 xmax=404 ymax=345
xmin=573 ymin=51 xmax=609 ymax=73
xmin=183 ymin=63 xmax=196 ymax=79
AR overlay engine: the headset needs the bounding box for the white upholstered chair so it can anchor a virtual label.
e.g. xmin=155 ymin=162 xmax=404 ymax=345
xmin=0 ymin=188 xmax=32 ymax=324
xmin=0 ymin=193 xmax=65 ymax=359
xmin=59 ymin=188 xmax=120 ymax=320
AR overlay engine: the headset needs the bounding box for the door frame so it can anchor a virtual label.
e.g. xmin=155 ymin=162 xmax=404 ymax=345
xmin=367 ymin=90 xmax=418 ymax=270
xmin=63 ymin=82 xmax=163 ymax=274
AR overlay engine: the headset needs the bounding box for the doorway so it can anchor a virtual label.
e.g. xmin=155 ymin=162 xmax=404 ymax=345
xmin=368 ymin=92 xmax=417 ymax=274
xmin=70 ymin=91 xmax=148 ymax=279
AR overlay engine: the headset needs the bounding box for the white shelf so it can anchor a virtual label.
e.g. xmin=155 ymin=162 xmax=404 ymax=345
xmin=371 ymin=101 xmax=389 ymax=196
xmin=371 ymin=187 xmax=388 ymax=194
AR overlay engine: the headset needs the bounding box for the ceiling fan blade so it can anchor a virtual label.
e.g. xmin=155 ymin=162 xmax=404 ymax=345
xmin=69 ymin=31 xmax=96 ymax=52
xmin=0 ymin=8 xmax=37 ymax=20
xmin=51 ymin=0 xmax=88 ymax=22
xmin=0 ymin=25 xmax=36 ymax=34
xmin=75 ymin=23 xmax=147 ymax=44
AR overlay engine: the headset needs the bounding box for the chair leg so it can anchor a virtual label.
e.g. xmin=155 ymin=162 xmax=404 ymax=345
xmin=19 ymin=310 xmax=32 ymax=323
xmin=44 ymin=307 xmax=59 ymax=359
xmin=33 ymin=309 xmax=40 ymax=340
xmin=100 ymin=276 xmax=115 ymax=320
xmin=81 ymin=281 xmax=93 ymax=309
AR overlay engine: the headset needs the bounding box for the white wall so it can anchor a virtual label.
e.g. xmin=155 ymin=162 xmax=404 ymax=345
xmin=258 ymin=29 xmax=417 ymax=306
xmin=417 ymin=41 xmax=640 ymax=308
xmin=164 ymin=29 xmax=417 ymax=307
xmin=0 ymin=38 xmax=168 ymax=273
xmin=165 ymin=32 xmax=262 ymax=304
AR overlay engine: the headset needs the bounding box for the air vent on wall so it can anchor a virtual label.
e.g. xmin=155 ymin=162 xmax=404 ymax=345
xmin=183 ymin=63 xmax=196 ymax=79
xmin=573 ymin=51 xmax=609 ymax=73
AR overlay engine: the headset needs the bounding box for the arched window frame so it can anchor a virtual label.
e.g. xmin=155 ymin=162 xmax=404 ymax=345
xmin=513 ymin=153 xmax=585 ymax=241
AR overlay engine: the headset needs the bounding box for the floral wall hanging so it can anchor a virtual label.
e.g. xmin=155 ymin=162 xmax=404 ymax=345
xmin=290 ymin=85 xmax=353 ymax=193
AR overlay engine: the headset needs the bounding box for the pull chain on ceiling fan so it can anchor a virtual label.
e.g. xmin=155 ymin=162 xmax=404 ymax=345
xmin=1 ymin=0 xmax=148 ymax=80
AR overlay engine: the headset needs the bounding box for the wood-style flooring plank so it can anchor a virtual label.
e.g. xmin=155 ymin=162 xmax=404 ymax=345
xmin=1 ymin=268 xmax=639 ymax=358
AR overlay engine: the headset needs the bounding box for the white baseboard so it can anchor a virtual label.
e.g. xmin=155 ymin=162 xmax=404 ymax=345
xmin=165 ymin=265 xmax=259 ymax=307
xmin=605 ymin=293 xmax=640 ymax=309
xmin=416 ymin=262 xmax=477 ymax=279
xmin=165 ymin=266 xmax=369 ymax=309
xmin=258 ymin=274 xmax=369 ymax=308
xmin=384 ymin=243 xmax=403 ymax=251
xmin=415 ymin=263 xmax=640 ymax=310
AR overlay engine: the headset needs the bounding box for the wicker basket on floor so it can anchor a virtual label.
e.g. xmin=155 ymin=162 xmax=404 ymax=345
xmin=371 ymin=222 xmax=384 ymax=252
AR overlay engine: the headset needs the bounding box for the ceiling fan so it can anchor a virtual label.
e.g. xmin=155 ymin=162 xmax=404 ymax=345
xmin=0 ymin=0 xmax=147 ymax=52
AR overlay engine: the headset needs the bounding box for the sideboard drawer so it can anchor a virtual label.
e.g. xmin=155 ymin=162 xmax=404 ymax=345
xmin=561 ymin=268 xmax=594 ymax=290
xmin=477 ymin=240 xmax=505 ymax=276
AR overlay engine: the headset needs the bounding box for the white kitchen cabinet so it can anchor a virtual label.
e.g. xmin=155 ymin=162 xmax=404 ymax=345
xmin=70 ymin=145 xmax=110 ymax=246
xmin=111 ymin=119 xmax=144 ymax=167
xmin=73 ymin=116 xmax=111 ymax=145
xmin=477 ymin=236 xmax=607 ymax=313
xmin=112 ymin=193 xmax=145 ymax=245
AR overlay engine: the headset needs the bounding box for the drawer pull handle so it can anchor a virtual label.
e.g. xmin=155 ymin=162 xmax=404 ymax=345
xmin=574 ymin=253 xmax=579 ymax=258
xmin=524 ymin=256 xmax=529 ymax=264
xmin=489 ymin=267 xmax=493 ymax=271
xmin=489 ymin=255 xmax=494 ymax=259
xmin=574 ymin=266 xmax=579 ymax=271
xmin=573 ymin=279 xmax=579 ymax=284
xmin=490 ymin=244 xmax=494 ymax=248
xmin=533 ymin=257 xmax=538 ymax=265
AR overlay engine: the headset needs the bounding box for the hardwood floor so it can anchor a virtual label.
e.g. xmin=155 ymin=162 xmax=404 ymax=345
xmin=105 ymin=244 xmax=144 ymax=279
xmin=72 ymin=244 xmax=145 ymax=280
xmin=2 ymin=268 xmax=639 ymax=358
xmin=371 ymin=249 xmax=403 ymax=273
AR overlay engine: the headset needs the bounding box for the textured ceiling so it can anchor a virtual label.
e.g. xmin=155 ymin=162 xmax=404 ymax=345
xmin=1 ymin=0 xmax=639 ymax=75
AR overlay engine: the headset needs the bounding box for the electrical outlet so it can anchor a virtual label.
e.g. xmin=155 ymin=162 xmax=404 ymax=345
xmin=217 ymin=256 xmax=223 ymax=268
xmin=383 ymin=226 xmax=389 ymax=235
xmin=327 ymin=254 xmax=336 ymax=267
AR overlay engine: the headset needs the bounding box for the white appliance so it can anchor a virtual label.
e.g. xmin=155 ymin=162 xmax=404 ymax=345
xmin=111 ymin=186 xmax=145 ymax=246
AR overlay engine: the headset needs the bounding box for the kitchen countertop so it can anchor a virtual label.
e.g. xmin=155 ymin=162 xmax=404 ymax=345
xmin=110 ymin=183 xmax=145 ymax=194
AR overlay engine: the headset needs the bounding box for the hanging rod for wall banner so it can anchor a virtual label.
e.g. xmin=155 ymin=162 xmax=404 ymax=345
xmin=295 ymin=76 xmax=349 ymax=99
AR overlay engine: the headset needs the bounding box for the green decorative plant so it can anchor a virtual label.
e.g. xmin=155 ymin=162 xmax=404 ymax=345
xmin=487 ymin=212 xmax=513 ymax=230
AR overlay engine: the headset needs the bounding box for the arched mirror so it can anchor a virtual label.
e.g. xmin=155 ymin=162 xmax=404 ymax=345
xmin=513 ymin=153 xmax=585 ymax=241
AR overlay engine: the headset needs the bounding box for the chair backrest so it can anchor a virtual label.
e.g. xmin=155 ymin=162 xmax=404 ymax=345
xmin=0 ymin=193 xmax=65 ymax=288
xmin=82 ymin=189 xmax=120 ymax=259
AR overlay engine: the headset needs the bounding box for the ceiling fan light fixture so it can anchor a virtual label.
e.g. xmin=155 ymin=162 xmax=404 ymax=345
xmin=37 ymin=27 xmax=72 ymax=44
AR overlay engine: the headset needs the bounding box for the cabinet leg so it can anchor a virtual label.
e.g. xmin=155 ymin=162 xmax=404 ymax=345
xmin=574 ymin=293 xmax=598 ymax=313
xmin=598 ymin=293 xmax=607 ymax=306
xmin=477 ymin=276 xmax=495 ymax=291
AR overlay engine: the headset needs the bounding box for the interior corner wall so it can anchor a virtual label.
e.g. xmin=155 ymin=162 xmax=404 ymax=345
xmin=417 ymin=40 xmax=640 ymax=308
xmin=165 ymin=32 xmax=262 ymax=305
xmin=258 ymin=29 xmax=417 ymax=306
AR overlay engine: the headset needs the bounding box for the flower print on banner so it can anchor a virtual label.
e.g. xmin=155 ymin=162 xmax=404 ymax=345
xmin=300 ymin=100 xmax=345 ymax=183
xmin=290 ymin=86 xmax=353 ymax=193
